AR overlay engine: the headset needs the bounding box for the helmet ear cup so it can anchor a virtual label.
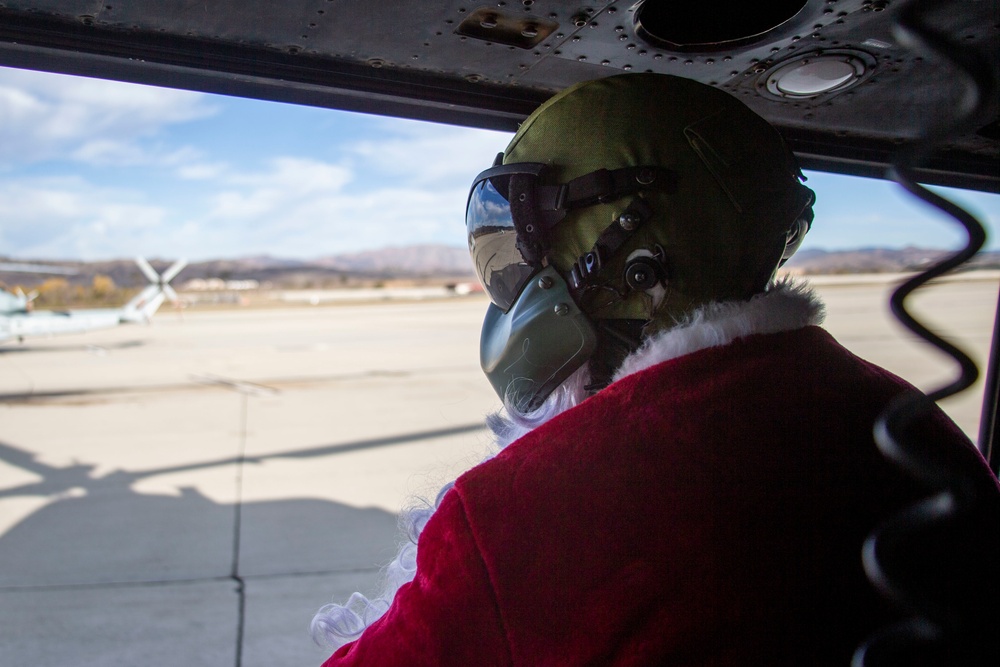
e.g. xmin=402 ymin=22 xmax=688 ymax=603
xmin=623 ymin=249 xmax=669 ymax=292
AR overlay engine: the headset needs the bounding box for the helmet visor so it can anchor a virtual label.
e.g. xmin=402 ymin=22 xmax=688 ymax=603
xmin=466 ymin=163 xmax=546 ymax=312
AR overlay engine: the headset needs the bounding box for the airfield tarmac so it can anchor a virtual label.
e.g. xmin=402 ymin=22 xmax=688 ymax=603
xmin=0 ymin=274 xmax=996 ymax=667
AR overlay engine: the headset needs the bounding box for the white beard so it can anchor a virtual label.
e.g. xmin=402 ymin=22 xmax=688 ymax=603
xmin=311 ymin=279 xmax=824 ymax=648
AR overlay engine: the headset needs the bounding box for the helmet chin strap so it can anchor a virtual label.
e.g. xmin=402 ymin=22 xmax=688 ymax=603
xmin=584 ymin=318 xmax=649 ymax=393
xmin=580 ymin=245 xmax=672 ymax=393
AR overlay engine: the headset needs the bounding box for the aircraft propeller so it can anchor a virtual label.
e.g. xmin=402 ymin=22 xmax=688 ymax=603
xmin=15 ymin=287 xmax=39 ymax=305
xmin=136 ymin=257 xmax=187 ymax=306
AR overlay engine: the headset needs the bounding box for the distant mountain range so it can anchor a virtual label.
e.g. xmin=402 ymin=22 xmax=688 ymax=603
xmin=782 ymin=247 xmax=1000 ymax=275
xmin=1 ymin=245 xmax=476 ymax=290
xmin=3 ymin=245 xmax=999 ymax=289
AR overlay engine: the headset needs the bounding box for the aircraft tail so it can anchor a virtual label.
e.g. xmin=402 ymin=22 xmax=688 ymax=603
xmin=121 ymin=258 xmax=187 ymax=323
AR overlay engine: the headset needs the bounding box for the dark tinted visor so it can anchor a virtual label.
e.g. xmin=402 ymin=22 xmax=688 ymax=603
xmin=466 ymin=163 xmax=546 ymax=312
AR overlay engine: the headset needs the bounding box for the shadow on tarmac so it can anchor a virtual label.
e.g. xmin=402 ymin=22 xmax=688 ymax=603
xmin=0 ymin=423 xmax=485 ymax=500
xmin=0 ymin=428 xmax=482 ymax=666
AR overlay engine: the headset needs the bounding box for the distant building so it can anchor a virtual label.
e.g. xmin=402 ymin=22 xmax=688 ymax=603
xmin=182 ymin=278 xmax=260 ymax=291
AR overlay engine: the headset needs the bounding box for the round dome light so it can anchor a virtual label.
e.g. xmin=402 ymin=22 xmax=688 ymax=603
xmin=766 ymin=54 xmax=867 ymax=98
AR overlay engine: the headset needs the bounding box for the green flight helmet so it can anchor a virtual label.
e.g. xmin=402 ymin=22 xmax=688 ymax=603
xmin=471 ymin=73 xmax=815 ymax=410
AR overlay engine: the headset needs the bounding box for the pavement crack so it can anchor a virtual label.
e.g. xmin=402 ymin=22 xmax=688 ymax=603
xmin=232 ymin=572 xmax=246 ymax=667
xmin=230 ymin=389 xmax=250 ymax=667
xmin=0 ymin=575 xmax=233 ymax=592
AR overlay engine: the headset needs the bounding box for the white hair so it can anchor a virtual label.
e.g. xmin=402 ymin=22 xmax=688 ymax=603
xmin=310 ymin=365 xmax=592 ymax=649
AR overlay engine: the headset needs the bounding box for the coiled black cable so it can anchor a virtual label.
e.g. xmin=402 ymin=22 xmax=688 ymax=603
xmin=852 ymin=0 xmax=999 ymax=665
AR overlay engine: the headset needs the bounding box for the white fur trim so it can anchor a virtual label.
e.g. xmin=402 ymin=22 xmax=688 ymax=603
xmin=613 ymin=279 xmax=824 ymax=383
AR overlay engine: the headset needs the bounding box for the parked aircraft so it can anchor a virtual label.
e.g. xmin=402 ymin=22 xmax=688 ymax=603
xmin=0 ymin=262 xmax=77 ymax=315
xmin=0 ymin=287 xmax=37 ymax=316
xmin=0 ymin=258 xmax=186 ymax=344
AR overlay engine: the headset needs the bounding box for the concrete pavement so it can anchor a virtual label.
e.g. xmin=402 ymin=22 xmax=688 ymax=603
xmin=0 ymin=276 xmax=995 ymax=666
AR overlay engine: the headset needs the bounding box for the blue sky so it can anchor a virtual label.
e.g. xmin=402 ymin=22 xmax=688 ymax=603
xmin=1 ymin=65 xmax=998 ymax=262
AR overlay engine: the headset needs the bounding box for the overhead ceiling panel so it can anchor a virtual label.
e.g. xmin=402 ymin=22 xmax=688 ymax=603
xmin=0 ymin=0 xmax=996 ymax=190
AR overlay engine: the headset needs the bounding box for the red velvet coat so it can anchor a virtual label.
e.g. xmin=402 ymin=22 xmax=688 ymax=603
xmin=323 ymin=325 xmax=996 ymax=666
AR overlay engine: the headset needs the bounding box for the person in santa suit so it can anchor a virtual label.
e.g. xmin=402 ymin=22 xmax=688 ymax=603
xmin=312 ymin=74 xmax=998 ymax=666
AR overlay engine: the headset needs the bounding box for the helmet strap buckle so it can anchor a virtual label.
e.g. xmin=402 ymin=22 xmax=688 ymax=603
xmin=570 ymin=250 xmax=603 ymax=290
xmin=568 ymin=196 xmax=654 ymax=290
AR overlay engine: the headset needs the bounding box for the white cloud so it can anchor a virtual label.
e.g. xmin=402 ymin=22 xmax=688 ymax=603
xmin=70 ymin=140 xmax=150 ymax=165
xmin=0 ymin=152 xmax=471 ymax=261
xmin=70 ymin=140 xmax=205 ymax=168
xmin=0 ymin=67 xmax=217 ymax=166
xmin=0 ymin=84 xmax=45 ymax=122
xmin=180 ymin=122 xmax=511 ymax=256
xmin=6 ymin=66 xmax=999 ymax=263
xmin=177 ymin=162 xmax=229 ymax=181
xmin=207 ymin=157 xmax=354 ymax=221
xmin=227 ymin=157 xmax=353 ymax=191
xmin=0 ymin=176 xmax=168 ymax=259
xmin=348 ymin=119 xmax=511 ymax=187
xmin=0 ymin=67 xmax=518 ymax=260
